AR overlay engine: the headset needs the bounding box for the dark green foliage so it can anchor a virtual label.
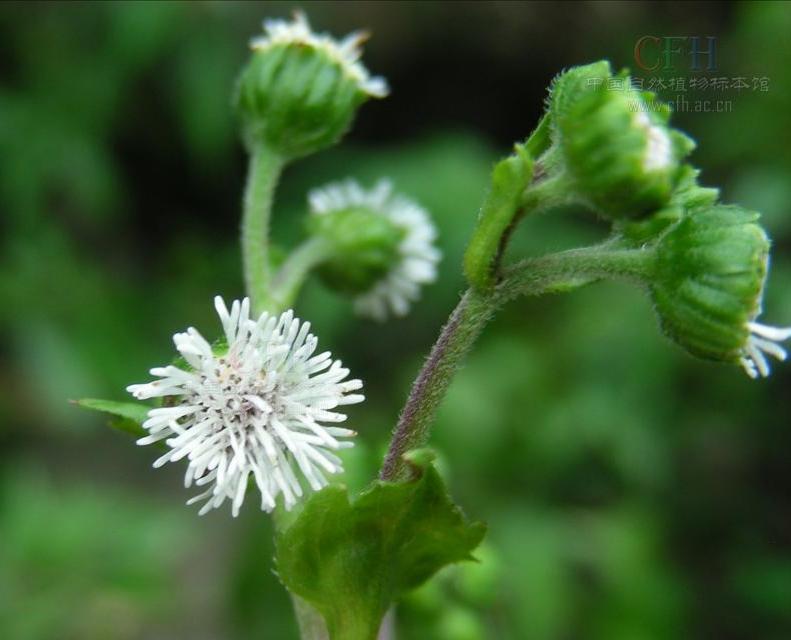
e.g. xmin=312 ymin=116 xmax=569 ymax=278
xmin=275 ymin=453 xmax=485 ymax=639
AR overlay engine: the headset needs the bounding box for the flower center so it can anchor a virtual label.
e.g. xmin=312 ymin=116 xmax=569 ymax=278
xmin=191 ymin=355 xmax=276 ymax=434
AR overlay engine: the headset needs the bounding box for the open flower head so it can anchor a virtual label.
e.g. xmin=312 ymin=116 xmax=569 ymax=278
xmin=127 ymin=297 xmax=364 ymax=516
xmin=309 ymin=179 xmax=441 ymax=321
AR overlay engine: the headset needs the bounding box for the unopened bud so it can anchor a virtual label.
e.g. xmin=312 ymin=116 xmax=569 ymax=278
xmin=235 ymin=12 xmax=388 ymax=159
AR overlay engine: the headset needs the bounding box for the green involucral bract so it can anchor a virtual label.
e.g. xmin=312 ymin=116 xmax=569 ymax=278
xmin=307 ymin=206 xmax=405 ymax=294
xmin=651 ymin=205 xmax=769 ymax=362
xmin=548 ymin=60 xmax=612 ymax=120
xmin=616 ymin=165 xmax=720 ymax=244
xmin=235 ymin=42 xmax=370 ymax=160
xmin=549 ymin=61 xmax=695 ymax=220
xmin=75 ymin=398 xmax=150 ymax=439
xmin=275 ymin=451 xmax=486 ymax=640
xmin=464 ymin=144 xmax=534 ymax=290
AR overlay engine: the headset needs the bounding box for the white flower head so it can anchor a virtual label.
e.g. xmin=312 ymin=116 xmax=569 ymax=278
xmin=251 ymin=11 xmax=388 ymax=98
xmin=310 ymin=179 xmax=441 ymax=321
xmin=739 ymin=320 xmax=791 ymax=379
xmin=127 ymin=297 xmax=364 ymax=517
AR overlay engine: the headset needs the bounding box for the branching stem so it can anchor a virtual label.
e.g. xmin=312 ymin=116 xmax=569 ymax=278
xmin=379 ymin=242 xmax=655 ymax=481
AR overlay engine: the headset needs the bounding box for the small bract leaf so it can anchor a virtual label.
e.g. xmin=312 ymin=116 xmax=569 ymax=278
xmin=524 ymin=111 xmax=551 ymax=158
xmin=106 ymin=416 xmax=148 ymax=439
xmin=464 ymin=143 xmax=533 ymax=291
xmin=402 ymin=447 xmax=436 ymax=472
xmin=73 ymin=398 xmax=150 ymax=438
xmin=75 ymin=398 xmax=150 ymax=423
xmin=275 ymin=454 xmax=486 ymax=640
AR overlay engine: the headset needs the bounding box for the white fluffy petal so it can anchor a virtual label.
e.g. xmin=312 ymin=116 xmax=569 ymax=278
xmin=128 ymin=298 xmax=363 ymax=516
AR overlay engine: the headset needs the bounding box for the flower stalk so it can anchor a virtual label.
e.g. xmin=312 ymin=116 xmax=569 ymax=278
xmin=380 ymin=287 xmax=497 ymax=481
xmin=380 ymin=242 xmax=656 ymax=481
xmin=271 ymin=236 xmax=333 ymax=312
xmin=242 ymin=143 xmax=284 ymax=315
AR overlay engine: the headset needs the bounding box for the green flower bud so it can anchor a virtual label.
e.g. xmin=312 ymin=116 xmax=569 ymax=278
xmin=550 ymin=61 xmax=694 ymax=220
xmin=308 ymin=198 xmax=404 ymax=294
xmin=651 ymin=205 xmax=791 ymax=377
xmin=307 ymin=180 xmax=441 ymax=321
xmin=617 ymin=165 xmax=719 ymax=244
xmin=235 ymin=12 xmax=388 ymax=159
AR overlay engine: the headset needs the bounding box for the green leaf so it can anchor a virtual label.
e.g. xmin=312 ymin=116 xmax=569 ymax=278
xmin=275 ymin=451 xmax=486 ymax=640
xmin=524 ymin=111 xmax=552 ymax=158
xmin=463 ymin=143 xmax=533 ymax=291
xmin=73 ymin=398 xmax=150 ymax=439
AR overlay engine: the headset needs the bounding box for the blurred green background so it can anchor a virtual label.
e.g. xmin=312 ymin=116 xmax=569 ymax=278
xmin=1 ymin=2 xmax=790 ymax=638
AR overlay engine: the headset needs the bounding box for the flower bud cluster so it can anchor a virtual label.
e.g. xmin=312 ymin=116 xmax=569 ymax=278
xmin=540 ymin=61 xmax=789 ymax=376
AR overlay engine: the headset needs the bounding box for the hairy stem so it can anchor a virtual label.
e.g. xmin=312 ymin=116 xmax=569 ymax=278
xmin=379 ymin=243 xmax=656 ymax=481
xmin=498 ymin=244 xmax=655 ymax=300
xmin=380 ymin=288 xmax=499 ymax=481
xmin=520 ymin=167 xmax=577 ymax=214
xmin=240 ymin=147 xmax=325 ymax=639
xmin=242 ymin=143 xmax=284 ymax=315
xmin=271 ymin=236 xmax=332 ymax=312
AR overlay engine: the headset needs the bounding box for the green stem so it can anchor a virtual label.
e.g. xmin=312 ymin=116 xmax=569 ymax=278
xmin=240 ymin=148 xmax=325 ymax=639
xmin=379 ymin=243 xmax=656 ymax=481
xmin=498 ymin=243 xmax=656 ymax=301
xmin=520 ymin=168 xmax=578 ymax=214
xmin=379 ymin=288 xmax=498 ymax=481
xmin=271 ymin=236 xmax=332 ymax=312
xmin=242 ymin=143 xmax=284 ymax=315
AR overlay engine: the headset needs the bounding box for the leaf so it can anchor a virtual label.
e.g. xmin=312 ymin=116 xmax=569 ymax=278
xmin=275 ymin=451 xmax=486 ymax=640
xmin=463 ymin=143 xmax=533 ymax=291
xmin=524 ymin=111 xmax=551 ymax=158
xmin=73 ymin=398 xmax=150 ymax=439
